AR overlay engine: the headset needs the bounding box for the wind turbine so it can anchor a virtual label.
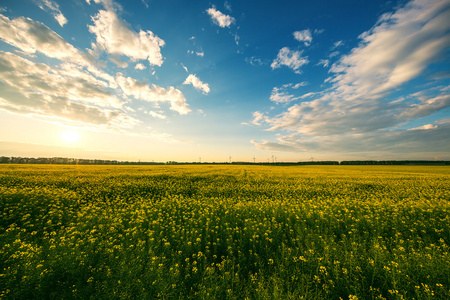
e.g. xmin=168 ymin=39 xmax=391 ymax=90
xmin=229 ymin=156 xmax=232 ymax=164
xmin=253 ymin=156 xmax=256 ymax=164
xmin=309 ymin=154 xmax=314 ymax=162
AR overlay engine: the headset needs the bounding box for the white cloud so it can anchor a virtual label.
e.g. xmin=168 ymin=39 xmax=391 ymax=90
xmin=0 ymin=10 xmax=191 ymax=135
xmin=328 ymin=0 xmax=450 ymax=99
xmin=148 ymin=111 xmax=167 ymax=119
xmin=206 ymin=7 xmax=235 ymax=28
xmin=141 ymin=0 xmax=149 ymax=9
xmin=234 ymin=33 xmax=240 ymax=45
xmin=245 ymin=56 xmax=266 ymax=66
xmin=270 ymin=87 xmax=297 ymax=104
xmin=271 ymin=47 xmax=308 ymax=74
xmin=332 ymin=40 xmax=343 ymax=49
xmin=269 ymin=83 xmax=310 ymax=104
xmin=254 ymin=0 xmax=450 ymax=156
xmin=197 ymin=109 xmax=206 ymax=116
xmin=329 ymin=51 xmax=340 ymax=58
xmin=0 ymin=14 xmax=90 ymax=65
xmin=317 ymin=59 xmax=329 ymax=68
xmin=409 ymin=124 xmax=437 ymax=130
xmin=85 ymin=0 xmax=120 ymax=11
xmin=0 ymin=51 xmax=134 ymax=127
xmin=116 ymin=73 xmax=190 ymax=115
xmin=398 ymin=94 xmax=450 ymax=121
xmin=252 ymin=122 xmax=450 ymax=158
xmin=292 ymin=82 xmax=308 ymax=89
xmin=196 ymin=51 xmax=204 ymax=57
xmin=135 ymin=63 xmax=146 ymax=70
xmin=183 ymin=74 xmax=210 ymax=95
xmin=293 ymin=29 xmax=312 ymax=46
xmin=33 ymin=0 xmax=68 ymax=26
xmin=109 ymin=56 xmax=128 ymax=68
xmin=181 ymin=63 xmax=188 ymax=72
xmin=251 ymin=112 xmax=267 ymax=125
xmin=88 ymin=10 xmax=165 ymax=66
xmin=224 ymin=1 xmax=232 ymax=12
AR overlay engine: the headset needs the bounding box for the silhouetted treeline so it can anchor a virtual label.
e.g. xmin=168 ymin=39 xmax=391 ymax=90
xmin=0 ymin=156 xmax=164 ymax=165
xmin=339 ymin=160 xmax=449 ymax=165
xmin=1 ymin=156 xmax=449 ymax=166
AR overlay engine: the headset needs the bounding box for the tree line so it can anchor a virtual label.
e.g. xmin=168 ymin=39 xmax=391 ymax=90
xmin=1 ymin=156 xmax=448 ymax=165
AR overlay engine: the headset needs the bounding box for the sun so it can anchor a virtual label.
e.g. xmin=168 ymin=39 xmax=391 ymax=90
xmin=61 ymin=130 xmax=80 ymax=143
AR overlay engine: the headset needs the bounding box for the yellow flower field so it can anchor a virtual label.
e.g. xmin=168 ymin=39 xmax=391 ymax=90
xmin=0 ymin=165 xmax=449 ymax=299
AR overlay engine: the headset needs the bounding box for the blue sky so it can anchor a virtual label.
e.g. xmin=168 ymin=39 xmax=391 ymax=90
xmin=0 ymin=0 xmax=449 ymax=162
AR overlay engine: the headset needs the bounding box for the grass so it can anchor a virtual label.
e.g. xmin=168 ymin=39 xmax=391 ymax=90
xmin=0 ymin=164 xmax=449 ymax=299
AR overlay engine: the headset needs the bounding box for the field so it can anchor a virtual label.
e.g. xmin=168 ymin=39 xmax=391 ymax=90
xmin=0 ymin=164 xmax=449 ymax=299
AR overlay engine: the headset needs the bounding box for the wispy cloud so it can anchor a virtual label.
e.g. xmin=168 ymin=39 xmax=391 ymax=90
xmin=0 ymin=14 xmax=90 ymax=65
xmin=0 ymin=51 xmax=134 ymax=127
xmin=183 ymin=74 xmax=210 ymax=95
xmin=408 ymin=123 xmax=437 ymax=130
xmin=270 ymin=87 xmax=298 ymax=104
xmin=316 ymin=59 xmax=329 ymax=68
xmin=251 ymin=112 xmax=268 ymax=125
xmin=331 ymin=40 xmax=343 ymax=49
xmin=135 ymin=63 xmax=146 ymax=70
xmin=252 ymin=122 xmax=450 ymax=157
xmin=116 ymin=73 xmax=190 ymax=115
xmin=253 ymin=0 xmax=450 ymax=155
xmin=148 ymin=110 xmax=167 ymax=120
xmin=85 ymin=0 xmax=121 ymax=11
xmin=206 ymin=7 xmax=235 ymax=28
xmin=224 ymin=1 xmax=232 ymax=12
xmin=271 ymin=47 xmax=308 ymax=74
xmin=293 ymin=29 xmax=312 ymax=46
xmin=269 ymin=82 xmax=310 ymax=104
xmin=109 ymin=56 xmax=128 ymax=68
xmin=89 ymin=9 xmax=165 ymax=66
xmin=33 ymin=0 xmax=67 ymax=26
xmin=0 ymin=9 xmax=192 ymax=130
xmin=328 ymin=0 xmax=450 ymax=99
xmin=245 ymin=56 xmax=266 ymax=66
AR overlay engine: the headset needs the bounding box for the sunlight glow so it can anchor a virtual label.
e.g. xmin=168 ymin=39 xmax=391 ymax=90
xmin=61 ymin=130 xmax=80 ymax=143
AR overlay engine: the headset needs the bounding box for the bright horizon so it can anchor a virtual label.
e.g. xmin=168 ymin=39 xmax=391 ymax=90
xmin=0 ymin=0 xmax=449 ymax=162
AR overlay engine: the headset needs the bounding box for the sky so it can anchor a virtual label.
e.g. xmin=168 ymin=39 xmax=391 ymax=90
xmin=0 ymin=0 xmax=449 ymax=162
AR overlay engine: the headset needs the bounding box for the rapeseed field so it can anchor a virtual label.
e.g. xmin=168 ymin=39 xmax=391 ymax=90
xmin=0 ymin=164 xmax=449 ymax=299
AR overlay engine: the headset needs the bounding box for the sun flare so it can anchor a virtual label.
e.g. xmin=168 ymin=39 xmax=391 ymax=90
xmin=61 ymin=130 xmax=80 ymax=143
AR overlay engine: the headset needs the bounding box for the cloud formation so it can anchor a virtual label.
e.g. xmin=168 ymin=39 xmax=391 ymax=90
xmin=183 ymin=74 xmax=210 ymax=95
xmin=252 ymin=121 xmax=450 ymax=158
xmin=254 ymin=0 xmax=450 ymax=155
xmin=0 ymin=51 xmax=134 ymax=127
xmin=89 ymin=10 xmax=165 ymax=66
xmin=269 ymin=82 xmax=310 ymax=104
xmin=206 ymin=7 xmax=235 ymax=28
xmin=0 ymin=9 xmax=192 ymax=131
xmin=293 ymin=29 xmax=312 ymax=46
xmin=271 ymin=47 xmax=308 ymax=74
xmin=135 ymin=63 xmax=146 ymax=70
xmin=116 ymin=73 xmax=190 ymax=115
xmin=33 ymin=0 xmax=67 ymax=26
xmin=0 ymin=14 xmax=90 ymax=65
xmin=328 ymin=0 xmax=450 ymax=99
